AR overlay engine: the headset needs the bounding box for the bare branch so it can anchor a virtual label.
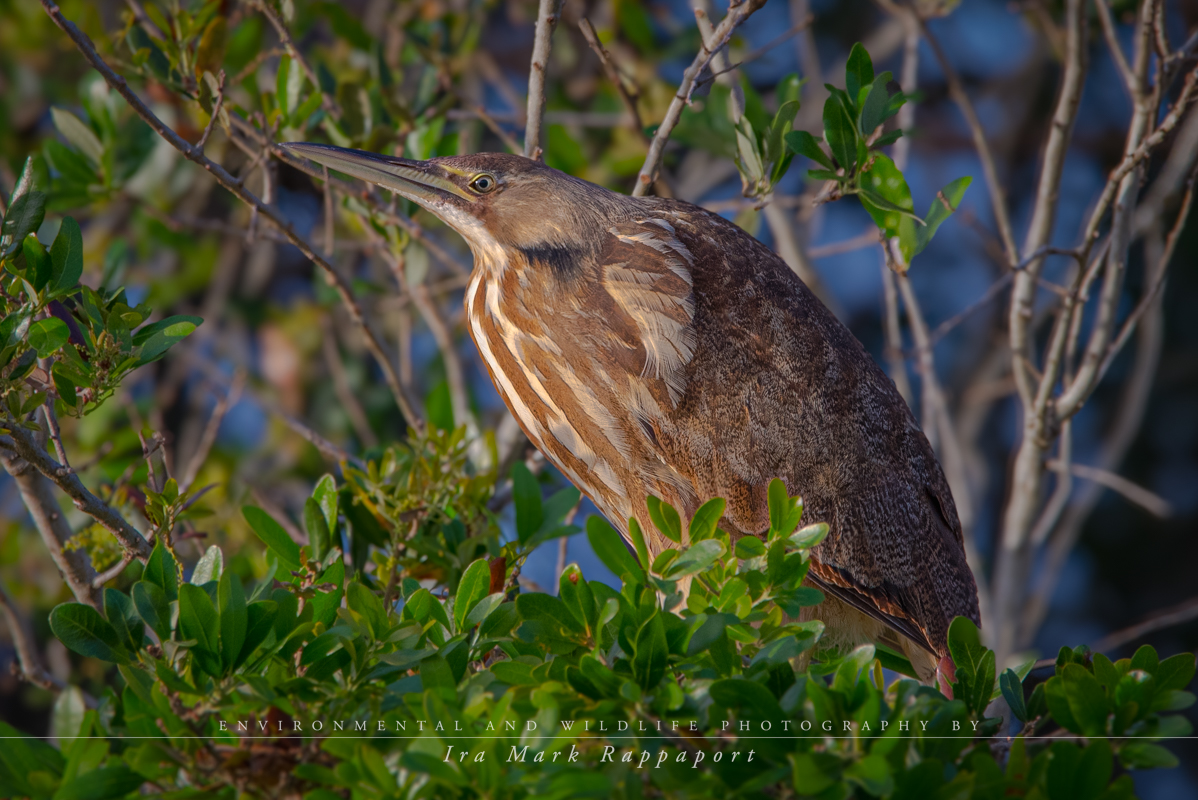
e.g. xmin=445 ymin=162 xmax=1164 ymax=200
xmin=1011 ymin=0 xmax=1089 ymax=406
xmin=37 ymin=0 xmax=425 ymax=433
xmin=180 ymin=370 xmax=245 ymax=493
xmin=1047 ymin=459 xmax=1171 ymax=518
xmin=633 ymin=0 xmax=769 ymax=196
xmin=196 ymin=70 xmax=226 ymax=152
xmin=523 ymin=0 xmax=564 ymax=161
xmin=1094 ymin=0 xmax=1137 ymax=99
xmin=579 ymin=19 xmax=646 ymax=142
xmin=917 ymin=15 xmax=1019 ymax=265
xmin=0 ymin=444 xmax=100 ymax=606
xmin=279 ymin=411 xmax=364 ymax=471
xmin=322 ymin=317 xmax=379 ymax=448
xmin=1091 ymin=595 xmax=1198 ymax=654
xmin=0 ymin=577 xmax=68 ymax=692
xmin=3 ymin=423 xmax=151 ymax=563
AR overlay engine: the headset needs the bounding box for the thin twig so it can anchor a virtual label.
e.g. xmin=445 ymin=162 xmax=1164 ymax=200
xmin=0 ymin=443 xmax=100 ymax=606
xmin=579 ymin=19 xmax=647 ymax=142
xmin=38 ymin=0 xmax=425 ymax=433
xmin=917 ymin=15 xmax=1019 ymax=265
xmin=808 ymin=230 xmax=879 ymax=258
xmin=0 ymin=577 xmax=67 ymax=692
xmin=180 ymin=370 xmax=245 ymax=493
xmin=254 ymin=0 xmax=340 ymax=119
xmin=1091 ymin=596 xmax=1198 ymax=654
xmin=523 ymin=0 xmax=564 ymax=161
xmin=633 ymin=0 xmax=769 ymax=196
xmin=321 ymin=317 xmax=378 ymax=448
xmin=278 ymin=411 xmax=364 ymax=470
xmin=1046 ymin=459 xmax=1170 ymax=518
xmin=195 ymin=70 xmax=226 ymax=151
xmin=1094 ymin=0 xmax=1137 ymax=99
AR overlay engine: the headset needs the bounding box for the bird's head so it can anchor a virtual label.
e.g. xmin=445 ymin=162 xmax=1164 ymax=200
xmin=282 ymin=143 xmax=633 ymax=273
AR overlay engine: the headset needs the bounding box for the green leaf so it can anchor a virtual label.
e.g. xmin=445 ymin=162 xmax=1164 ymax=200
xmin=132 ymin=315 xmax=202 ymax=366
xmin=454 ymin=558 xmax=491 ymax=632
xmin=947 ymin=616 xmax=995 ymax=714
xmin=143 ymin=539 xmax=179 ymax=601
xmin=1060 ymin=663 xmax=1110 ymax=737
xmin=512 ymin=462 xmax=542 ymax=544
xmin=22 ymin=234 xmax=51 ymax=290
xmin=346 ymin=582 xmax=385 ymax=638
xmin=646 ymin=496 xmax=682 ymax=544
xmin=50 ymin=108 xmax=104 ymax=166
xmin=27 ymin=317 xmax=70 ymax=358
xmin=1001 ymin=668 xmax=1028 ymax=722
xmin=243 ymin=505 xmax=302 ymax=570
xmin=491 ymin=660 xmax=538 ymax=686
xmin=191 ymin=545 xmax=223 ymax=585
xmin=51 ymin=686 xmax=87 ymax=750
xmin=132 ymin=581 xmax=171 ymax=642
xmin=1 ymin=192 xmax=46 ymax=259
xmin=767 ymin=478 xmax=803 ymax=537
xmin=858 ymin=71 xmax=894 ymax=136
xmin=845 ymin=43 xmax=875 ymax=105
xmin=1075 ymin=738 xmax=1113 ymax=800
xmin=789 ymin=522 xmax=828 ymax=549
xmin=585 ymin=515 xmax=643 ymax=583
xmin=1155 ymin=652 xmax=1196 ymax=691
xmin=688 ymin=497 xmax=725 ymax=542
xmin=785 ymin=130 xmax=834 ymax=170
xmin=218 ymin=571 xmax=247 ymax=673
xmin=236 ymin=601 xmax=278 ymax=670
xmin=103 ymin=588 xmax=143 ymax=653
xmin=304 ymin=497 xmax=332 ymax=563
xmin=49 ymin=216 xmax=83 ymax=293
xmin=735 ymin=537 xmax=766 ymax=559
xmin=49 ymin=603 xmax=129 ymax=665
xmin=313 ymin=474 xmax=339 ymax=538
xmin=627 ymin=517 xmax=651 ymax=572
xmin=664 ymin=539 xmax=724 ymax=579
xmin=822 ymin=96 xmax=858 ymax=172
xmin=845 ymin=754 xmax=893 ymax=797
xmin=909 ymin=176 xmax=972 ymax=259
xmin=178 ymin=584 xmax=221 ymax=677
xmin=632 ymin=612 xmax=668 ymax=690
xmin=1119 ymin=742 xmax=1178 ymax=770
xmin=53 ymin=765 xmax=145 ymax=800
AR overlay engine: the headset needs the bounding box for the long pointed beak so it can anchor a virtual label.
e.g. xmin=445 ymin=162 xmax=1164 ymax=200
xmin=280 ymin=143 xmax=474 ymax=205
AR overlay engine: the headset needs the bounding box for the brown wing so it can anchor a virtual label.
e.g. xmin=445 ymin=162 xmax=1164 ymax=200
xmin=633 ymin=201 xmax=980 ymax=655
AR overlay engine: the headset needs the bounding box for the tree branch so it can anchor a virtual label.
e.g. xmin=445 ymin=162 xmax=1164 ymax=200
xmin=1011 ymin=0 xmax=1089 ymax=408
xmin=3 ymin=422 xmax=151 ymax=564
xmin=0 ymin=444 xmax=100 ymax=607
xmin=0 ymin=577 xmax=67 ymax=692
xmin=38 ymin=0 xmax=426 ymax=434
xmin=523 ymin=0 xmax=564 ymax=161
xmin=633 ymin=0 xmax=768 ymax=196
xmin=917 ymin=14 xmax=1019 ymax=265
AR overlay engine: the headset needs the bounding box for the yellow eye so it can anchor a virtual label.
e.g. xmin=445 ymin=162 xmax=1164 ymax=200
xmin=470 ymin=173 xmax=497 ymax=193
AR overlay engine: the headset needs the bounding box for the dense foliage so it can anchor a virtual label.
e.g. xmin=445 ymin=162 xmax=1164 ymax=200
xmin=2 ymin=0 xmax=1197 ymax=797
xmin=2 ymin=464 xmax=1195 ymax=799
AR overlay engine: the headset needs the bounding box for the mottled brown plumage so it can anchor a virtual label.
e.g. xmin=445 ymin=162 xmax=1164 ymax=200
xmin=284 ymin=144 xmax=981 ymax=685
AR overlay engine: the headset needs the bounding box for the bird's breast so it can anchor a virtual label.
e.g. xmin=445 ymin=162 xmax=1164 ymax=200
xmin=464 ymin=256 xmax=695 ymax=546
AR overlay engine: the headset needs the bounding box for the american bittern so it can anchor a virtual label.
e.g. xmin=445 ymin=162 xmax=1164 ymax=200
xmin=285 ymin=144 xmax=980 ymax=690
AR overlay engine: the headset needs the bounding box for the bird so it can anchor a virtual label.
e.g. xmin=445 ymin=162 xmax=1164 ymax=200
xmin=283 ymin=143 xmax=980 ymax=692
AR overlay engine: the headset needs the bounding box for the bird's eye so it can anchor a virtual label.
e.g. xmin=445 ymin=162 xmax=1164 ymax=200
xmin=470 ymin=174 xmax=497 ymax=194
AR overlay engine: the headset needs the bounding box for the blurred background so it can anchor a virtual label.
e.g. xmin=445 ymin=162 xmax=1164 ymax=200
xmin=1 ymin=0 xmax=1195 ymax=794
